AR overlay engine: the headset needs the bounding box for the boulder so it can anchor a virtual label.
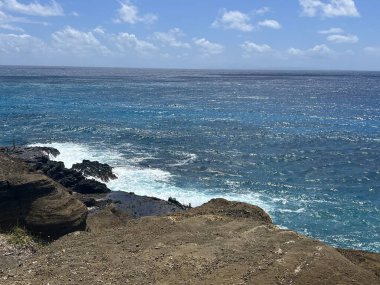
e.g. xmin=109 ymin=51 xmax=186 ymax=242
xmin=0 ymin=152 xmax=88 ymax=238
xmin=72 ymin=160 xmax=117 ymax=182
xmin=24 ymin=180 xmax=88 ymax=238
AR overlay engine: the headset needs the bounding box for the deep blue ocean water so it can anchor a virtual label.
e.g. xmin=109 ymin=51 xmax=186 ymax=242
xmin=0 ymin=66 xmax=379 ymax=252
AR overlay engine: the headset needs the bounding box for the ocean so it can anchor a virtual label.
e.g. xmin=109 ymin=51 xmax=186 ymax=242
xmin=0 ymin=66 xmax=379 ymax=252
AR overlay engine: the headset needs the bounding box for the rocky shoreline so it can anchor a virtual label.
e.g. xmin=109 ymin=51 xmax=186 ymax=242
xmin=0 ymin=146 xmax=379 ymax=284
xmin=0 ymin=146 xmax=188 ymax=235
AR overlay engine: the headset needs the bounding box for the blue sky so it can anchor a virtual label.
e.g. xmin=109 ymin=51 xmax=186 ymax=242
xmin=0 ymin=0 xmax=379 ymax=70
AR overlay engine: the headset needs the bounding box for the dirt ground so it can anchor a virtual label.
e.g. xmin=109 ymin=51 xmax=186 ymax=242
xmin=1 ymin=199 xmax=379 ymax=285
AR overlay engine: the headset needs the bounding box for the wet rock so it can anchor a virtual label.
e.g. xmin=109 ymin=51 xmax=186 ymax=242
xmin=72 ymin=160 xmax=117 ymax=182
xmin=34 ymin=160 xmax=82 ymax=187
xmin=107 ymin=191 xmax=185 ymax=218
xmin=73 ymin=179 xmax=110 ymax=194
xmin=2 ymin=147 xmax=112 ymax=194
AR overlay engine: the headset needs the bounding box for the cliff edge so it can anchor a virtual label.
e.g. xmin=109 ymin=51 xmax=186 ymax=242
xmin=0 ymin=150 xmax=379 ymax=284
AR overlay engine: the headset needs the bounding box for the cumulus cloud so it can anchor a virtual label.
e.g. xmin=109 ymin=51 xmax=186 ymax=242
xmin=327 ymin=34 xmax=358 ymax=43
xmin=0 ymin=0 xmax=64 ymax=17
xmin=241 ymin=41 xmax=272 ymax=53
xmin=212 ymin=10 xmax=253 ymax=32
xmin=153 ymin=28 xmax=190 ymax=49
xmin=318 ymin=27 xmax=344 ymax=34
xmin=288 ymin=44 xmax=332 ymax=56
xmin=257 ymin=19 xmax=281 ymax=29
xmin=0 ymin=32 xmax=46 ymax=53
xmin=116 ymin=32 xmax=157 ymax=52
xmin=52 ymin=26 xmax=110 ymax=55
xmin=0 ymin=24 xmax=161 ymax=61
xmin=193 ymin=38 xmax=223 ymax=55
xmin=299 ymin=0 xmax=360 ymax=18
xmin=115 ymin=0 xmax=157 ymax=24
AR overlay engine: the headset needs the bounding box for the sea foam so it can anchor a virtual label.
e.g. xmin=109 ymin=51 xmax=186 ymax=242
xmin=29 ymin=142 xmax=271 ymax=210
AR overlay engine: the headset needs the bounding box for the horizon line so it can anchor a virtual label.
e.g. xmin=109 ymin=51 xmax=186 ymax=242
xmin=0 ymin=64 xmax=379 ymax=73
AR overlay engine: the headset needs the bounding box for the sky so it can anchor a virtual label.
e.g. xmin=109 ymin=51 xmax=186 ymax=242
xmin=0 ymin=0 xmax=380 ymax=70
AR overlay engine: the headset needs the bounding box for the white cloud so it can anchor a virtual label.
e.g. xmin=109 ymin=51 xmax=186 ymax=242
xmin=153 ymin=28 xmax=190 ymax=49
xmin=193 ymin=38 xmax=223 ymax=55
xmin=116 ymin=32 xmax=156 ymax=53
xmin=0 ymin=23 xmax=23 ymax=31
xmin=0 ymin=0 xmax=64 ymax=17
xmin=364 ymin=47 xmax=380 ymax=57
xmin=0 ymin=8 xmax=50 ymax=29
xmin=288 ymin=47 xmax=304 ymax=56
xmin=0 ymin=10 xmax=24 ymax=31
xmin=52 ymin=26 xmax=110 ymax=55
xmin=212 ymin=10 xmax=253 ymax=32
xmin=310 ymin=44 xmax=332 ymax=54
xmin=327 ymin=34 xmax=358 ymax=43
xmin=115 ymin=1 xmax=157 ymax=24
xmin=257 ymin=19 xmax=281 ymax=29
xmin=254 ymin=7 xmax=270 ymax=15
xmin=0 ymin=32 xmax=45 ymax=53
xmin=318 ymin=27 xmax=344 ymax=34
xmin=299 ymin=0 xmax=360 ymax=18
xmin=288 ymin=44 xmax=332 ymax=56
xmin=241 ymin=41 xmax=272 ymax=53
xmin=93 ymin=26 xmax=105 ymax=34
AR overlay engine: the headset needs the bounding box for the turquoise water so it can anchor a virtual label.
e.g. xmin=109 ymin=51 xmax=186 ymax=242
xmin=0 ymin=66 xmax=379 ymax=252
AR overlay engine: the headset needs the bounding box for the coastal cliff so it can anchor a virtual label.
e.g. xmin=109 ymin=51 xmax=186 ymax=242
xmin=0 ymin=148 xmax=379 ymax=284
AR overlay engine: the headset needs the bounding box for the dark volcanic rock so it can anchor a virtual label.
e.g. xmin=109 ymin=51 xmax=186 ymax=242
xmin=34 ymin=159 xmax=84 ymax=188
xmin=0 ymin=146 xmax=60 ymax=163
xmin=168 ymin=196 xmax=191 ymax=210
xmin=72 ymin=160 xmax=117 ymax=182
xmin=0 ymin=180 xmax=20 ymax=228
xmin=0 ymin=152 xmax=88 ymax=238
xmin=107 ymin=191 xmax=185 ymax=218
xmin=73 ymin=179 xmax=110 ymax=194
xmin=2 ymin=147 xmax=112 ymax=194
xmin=0 ymin=147 xmax=116 ymax=193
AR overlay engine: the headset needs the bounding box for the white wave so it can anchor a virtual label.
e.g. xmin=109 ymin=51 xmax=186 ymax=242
xmin=278 ymin=208 xmax=305 ymax=214
xmin=168 ymin=152 xmax=198 ymax=167
xmin=28 ymin=142 xmax=272 ymax=211
xmin=29 ymin=142 xmax=121 ymax=168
